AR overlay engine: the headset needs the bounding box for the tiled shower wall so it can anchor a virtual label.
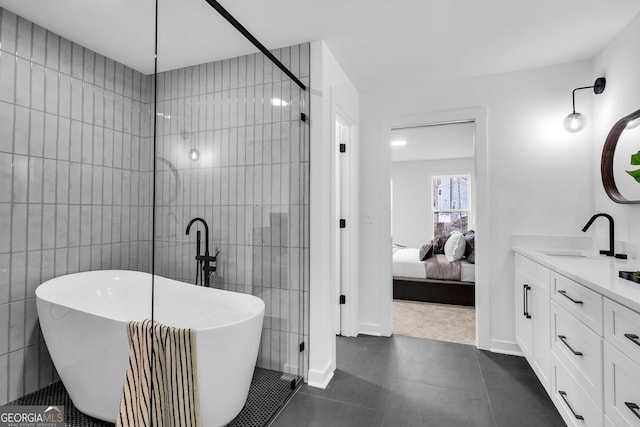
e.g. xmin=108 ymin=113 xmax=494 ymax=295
xmin=153 ymin=45 xmax=310 ymax=377
xmin=0 ymin=7 xmax=310 ymax=405
xmin=0 ymin=8 xmax=153 ymax=404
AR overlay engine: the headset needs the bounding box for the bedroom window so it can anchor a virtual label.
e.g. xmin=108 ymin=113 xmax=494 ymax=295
xmin=432 ymin=175 xmax=471 ymax=237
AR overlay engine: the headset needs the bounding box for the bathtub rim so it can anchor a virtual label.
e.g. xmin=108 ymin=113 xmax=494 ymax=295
xmin=35 ymin=269 xmax=266 ymax=331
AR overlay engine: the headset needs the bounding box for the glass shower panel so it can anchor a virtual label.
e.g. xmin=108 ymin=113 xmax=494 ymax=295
xmin=153 ymin=2 xmax=309 ymax=424
xmin=245 ymin=68 xmax=309 ymax=379
xmin=152 ymin=41 xmax=310 ymax=376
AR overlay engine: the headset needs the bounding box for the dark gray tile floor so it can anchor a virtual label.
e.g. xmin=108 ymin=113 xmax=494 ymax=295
xmin=270 ymin=335 xmax=565 ymax=427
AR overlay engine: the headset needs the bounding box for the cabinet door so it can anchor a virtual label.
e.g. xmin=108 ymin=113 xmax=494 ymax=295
xmin=531 ymin=284 xmax=551 ymax=390
xmin=604 ymin=342 xmax=640 ymax=427
xmin=516 ymin=276 xmax=534 ymax=357
xmin=551 ymin=354 xmax=603 ymax=427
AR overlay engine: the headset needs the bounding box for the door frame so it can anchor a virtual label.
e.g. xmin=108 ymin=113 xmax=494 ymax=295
xmin=381 ymin=107 xmax=490 ymax=349
xmin=333 ymin=106 xmax=359 ymax=337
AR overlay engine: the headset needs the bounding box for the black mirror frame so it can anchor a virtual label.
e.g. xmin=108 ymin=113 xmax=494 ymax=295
xmin=601 ymin=108 xmax=640 ymax=204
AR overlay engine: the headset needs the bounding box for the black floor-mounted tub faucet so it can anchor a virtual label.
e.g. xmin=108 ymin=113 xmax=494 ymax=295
xmin=186 ymin=217 xmax=219 ymax=286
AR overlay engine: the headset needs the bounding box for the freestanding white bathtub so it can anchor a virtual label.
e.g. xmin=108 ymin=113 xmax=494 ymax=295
xmin=36 ymin=270 xmax=265 ymax=426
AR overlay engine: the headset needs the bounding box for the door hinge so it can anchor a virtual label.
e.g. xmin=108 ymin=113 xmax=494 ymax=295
xmin=339 ymin=295 xmax=346 ymax=304
xmin=300 ymin=112 xmax=307 ymax=122
xmin=299 ymin=342 xmax=305 ymax=352
xmin=339 ymin=219 xmax=346 ymax=228
xmin=339 ymin=143 xmax=346 ymax=153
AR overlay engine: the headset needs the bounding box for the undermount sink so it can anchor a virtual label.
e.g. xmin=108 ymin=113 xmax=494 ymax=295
xmin=540 ymin=250 xmax=587 ymax=259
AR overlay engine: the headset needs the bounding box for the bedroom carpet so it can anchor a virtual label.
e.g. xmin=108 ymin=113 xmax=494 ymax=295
xmin=393 ymin=299 xmax=475 ymax=345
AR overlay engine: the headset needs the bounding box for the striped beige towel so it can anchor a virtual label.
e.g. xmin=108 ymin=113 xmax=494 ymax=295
xmin=117 ymin=319 xmax=201 ymax=427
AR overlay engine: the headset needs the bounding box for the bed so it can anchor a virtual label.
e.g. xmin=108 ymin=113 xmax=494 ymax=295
xmin=392 ymin=246 xmax=476 ymax=306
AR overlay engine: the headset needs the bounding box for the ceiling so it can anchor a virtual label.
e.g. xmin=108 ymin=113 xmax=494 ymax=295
xmin=391 ymin=122 xmax=475 ymax=162
xmin=1 ymin=0 xmax=639 ymax=92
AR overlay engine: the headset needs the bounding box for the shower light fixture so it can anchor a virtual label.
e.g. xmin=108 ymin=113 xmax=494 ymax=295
xmin=271 ymin=98 xmax=289 ymax=107
xmin=391 ymin=140 xmax=407 ymax=147
xmin=563 ymin=77 xmax=606 ymax=133
xmin=189 ymin=148 xmax=199 ymax=161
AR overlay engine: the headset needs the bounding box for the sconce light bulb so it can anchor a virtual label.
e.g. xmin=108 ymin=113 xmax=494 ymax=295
xmin=189 ymin=148 xmax=199 ymax=161
xmin=563 ymin=112 xmax=586 ymax=133
xmin=626 ymin=117 xmax=640 ymax=130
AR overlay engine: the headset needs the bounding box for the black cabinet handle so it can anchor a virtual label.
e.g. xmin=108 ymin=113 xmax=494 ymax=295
xmin=558 ymin=335 xmax=583 ymax=356
xmin=559 ymin=391 xmax=584 ymax=420
xmin=523 ymin=284 xmax=531 ymax=319
xmin=625 ymin=402 xmax=640 ymax=420
xmin=558 ymin=290 xmax=584 ymax=305
xmin=624 ymin=333 xmax=640 ymax=347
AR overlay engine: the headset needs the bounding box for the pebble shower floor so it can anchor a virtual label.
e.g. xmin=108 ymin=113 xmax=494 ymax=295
xmin=5 ymin=367 xmax=300 ymax=427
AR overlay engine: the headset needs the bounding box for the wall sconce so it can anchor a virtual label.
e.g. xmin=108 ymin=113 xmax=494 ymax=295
xmin=563 ymin=77 xmax=606 ymax=133
xmin=189 ymin=148 xmax=199 ymax=161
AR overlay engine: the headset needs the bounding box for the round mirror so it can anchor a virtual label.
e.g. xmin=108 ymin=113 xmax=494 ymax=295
xmin=602 ymin=108 xmax=640 ymax=203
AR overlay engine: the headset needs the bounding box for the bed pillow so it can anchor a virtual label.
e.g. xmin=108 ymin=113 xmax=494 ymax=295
xmin=463 ymin=230 xmax=475 ymax=263
xmin=432 ymin=232 xmax=450 ymax=255
xmin=444 ymin=230 xmax=466 ymax=262
xmin=418 ymin=242 xmax=433 ymax=261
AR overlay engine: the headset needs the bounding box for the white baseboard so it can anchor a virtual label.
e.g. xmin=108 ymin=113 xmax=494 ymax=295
xmin=358 ymin=322 xmax=385 ymax=336
xmin=489 ymin=339 xmax=523 ymax=356
xmin=306 ymin=362 xmax=334 ymax=389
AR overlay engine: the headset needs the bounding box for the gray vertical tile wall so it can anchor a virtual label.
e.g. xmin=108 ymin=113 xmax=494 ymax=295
xmin=0 ymin=8 xmax=153 ymax=404
xmin=153 ymin=44 xmax=310 ymax=378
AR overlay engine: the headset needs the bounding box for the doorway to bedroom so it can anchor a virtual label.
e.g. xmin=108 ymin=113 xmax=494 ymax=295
xmin=390 ymin=121 xmax=476 ymax=345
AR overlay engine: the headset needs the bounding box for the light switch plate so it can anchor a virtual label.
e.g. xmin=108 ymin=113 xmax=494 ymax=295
xmin=364 ymin=209 xmax=373 ymax=224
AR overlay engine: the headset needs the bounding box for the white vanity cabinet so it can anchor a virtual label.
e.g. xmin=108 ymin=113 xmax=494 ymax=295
xmin=515 ymin=254 xmax=551 ymax=390
xmin=514 ymin=250 xmax=640 ymax=427
xmin=604 ymin=299 xmax=640 ymax=427
xmin=550 ymin=298 xmax=603 ymax=409
xmin=549 ymin=271 xmax=604 ymax=426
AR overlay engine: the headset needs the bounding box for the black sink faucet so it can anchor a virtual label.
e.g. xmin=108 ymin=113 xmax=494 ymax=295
xmin=185 ymin=217 xmax=218 ymax=286
xmin=581 ymin=213 xmax=626 ymax=259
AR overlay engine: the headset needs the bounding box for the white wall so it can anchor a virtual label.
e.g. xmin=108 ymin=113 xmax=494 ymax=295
xmin=592 ymin=13 xmax=640 ymax=257
xmin=308 ymin=41 xmax=359 ymax=387
xmin=392 ymin=158 xmax=474 ymax=248
xmin=359 ymin=60 xmax=596 ymax=351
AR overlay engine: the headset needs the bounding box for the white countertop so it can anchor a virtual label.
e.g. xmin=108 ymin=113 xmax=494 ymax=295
xmin=513 ymin=246 xmax=640 ymax=313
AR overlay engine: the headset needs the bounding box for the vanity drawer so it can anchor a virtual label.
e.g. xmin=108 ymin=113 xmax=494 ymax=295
xmin=551 ymin=272 xmax=603 ymax=335
xmin=516 ymin=254 xmax=550 ymax=295
xmin=604 ymin=298 xmax=640 ymax=363
xmin=551 ymin=355 xmax=603 ymax=427
xmin=604 ymin=342 xmax=640 ymax=427
xmin=551 ymin=301 xmax=603 ymax=408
